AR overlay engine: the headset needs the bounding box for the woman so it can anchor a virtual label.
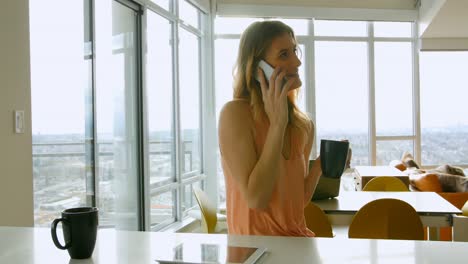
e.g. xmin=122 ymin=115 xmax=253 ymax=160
xmin=218 ymin=21 xmax=322 ymax=237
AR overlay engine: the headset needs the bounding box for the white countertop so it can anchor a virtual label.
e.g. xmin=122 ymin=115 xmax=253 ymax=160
xmin=1 ymin=226 xmax=468 ymax=263
xmin=355 ymin=166 xmax=407 ymax=177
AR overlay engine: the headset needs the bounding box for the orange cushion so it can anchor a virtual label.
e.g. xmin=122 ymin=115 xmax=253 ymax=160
xmin=389 ymin=159 xmax=407 ymax=171
xmin=411 ymin=174 xmax=443 ymax=192
xmin=394 ymin=163 xmax=407 ymax=172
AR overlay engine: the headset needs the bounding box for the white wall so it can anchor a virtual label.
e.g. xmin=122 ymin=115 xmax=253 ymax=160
xmin=419 ymin=0 xmax=446 ymax=37
xmin=420 ymin=38 xmax=468 ymax=51
xmin=422 ymin=0 xmax=468 ymax=38
xmin=0 ymin=0 xmax=34 ymax=226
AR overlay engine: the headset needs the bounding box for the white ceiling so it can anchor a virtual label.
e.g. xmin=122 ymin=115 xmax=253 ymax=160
xmin=421 ymin=0 xmax=468 ymax=38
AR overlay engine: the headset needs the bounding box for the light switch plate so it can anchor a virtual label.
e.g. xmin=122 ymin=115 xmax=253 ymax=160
xmin=15 ymin=110 xmax=25 ymax=134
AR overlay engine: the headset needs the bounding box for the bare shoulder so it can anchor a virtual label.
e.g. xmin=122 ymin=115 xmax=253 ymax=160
xmin=218 ymin=99 xmax=255 ymax=147
xmin=220 ymin=99 xmax=250 ymax=116
xmin=219 ymin=99 xmax=252 ymax=126
xmin=309 ymin=119 xmax=315 ymax=135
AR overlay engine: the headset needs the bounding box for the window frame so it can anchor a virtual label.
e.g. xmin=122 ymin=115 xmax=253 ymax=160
xmin=145 ymin=0 xmax=209 ymax=231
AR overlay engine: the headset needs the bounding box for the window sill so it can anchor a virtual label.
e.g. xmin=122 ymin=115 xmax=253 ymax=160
xmin=159 ymin=217 xmax=201 ymax=233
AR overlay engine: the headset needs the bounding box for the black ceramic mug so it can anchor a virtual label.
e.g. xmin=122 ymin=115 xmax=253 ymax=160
xmin=51 ymin=207 xmax=99 ymax=259
xmin=320 ymin=139 xmax=350 ymax=179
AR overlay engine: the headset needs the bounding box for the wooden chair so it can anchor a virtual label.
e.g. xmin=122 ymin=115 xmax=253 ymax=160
xmin=362 ymin=176 xmax=409 ymax=192
xmin=348 ymin=198 xmax=424 ymax=240
xmin=304 ymin=202 xmax=333 ymax=237
xmin=462 ymin=200 xmax=468 ymax=216
xmin=192 ymin=186 xmax=226 ymax=233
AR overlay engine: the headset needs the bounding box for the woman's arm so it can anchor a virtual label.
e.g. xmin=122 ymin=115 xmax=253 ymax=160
xmin=218 ymin=101 xmax=285 ymax=209
xmin=219 ymin=68 xmax=293 ymax=209
xmin=303 ymin=121 xmax=322 ymax=204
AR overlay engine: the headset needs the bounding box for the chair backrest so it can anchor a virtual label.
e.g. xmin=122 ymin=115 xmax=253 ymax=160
xmin=348 ymin=198 xmax=424 ymax=240
xmin=193 ymin=186 xmax=217 ymax=233
xmin=462 ymin=201 xmax=468 ymax=217
xmin=363 ymin=176 xmax=409 ymax=191
xmin=304 ymin=202 xmax=333 ymax=237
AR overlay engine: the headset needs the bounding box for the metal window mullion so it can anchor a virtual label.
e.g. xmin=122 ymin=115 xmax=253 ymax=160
xmin=181 ymin=174 xmax=206 ymax=185
xmin=173 ymin=0 xmax=183 ymax=224
xmin=202 ymin=3 xmax=219 ymax=207
xmin=412 ymin=22 xmax=422 ymax=166
xmin=139 ymin=5 xmax=151 ymax=232
xmin=214 ymin=34 xmax=241 ymax=40
xmin=375 ymin=136 xmax=415 ymax=141
xmin=179 ymin=21 xmax=203 ymax=36
xmin=197 ymin=4 xmax=201 ymax=32
xmin=151 ymin=182 xmax=179 ymax=196
xmin=115 ymin=0 xmax=140 ymax=11
xmin=367 ymin=22 xmax=376 ymax=165
xmin=146 ymin=1 xmax=177 ymax=21
xmin=135 ymin=6 xmax=147 ymax=231
xmin=89 ymin=0 xmax=98 ymax=209
xmin=111 ymin=47 xmax=130 ymax=53
xmin=308 ymin=19 xmax=317 ymax=158
xmin=151 ymin=178 xmax=177 ymax=189
xmin=296 ymin=35 xmax=307 ymax=43
xmin=197 ymin=31 xmax=204 ymax=177
xmin=314 ymin=36 xmax=369 ymax=42
xmin=374 ymin=37 xmax=413 ymax=42
xmin=152 ymin=217 xmax=177 ymax=230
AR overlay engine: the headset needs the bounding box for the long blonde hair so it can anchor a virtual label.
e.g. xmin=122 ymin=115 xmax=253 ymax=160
xmin=233 ymin=20 xmax=311 ymax=138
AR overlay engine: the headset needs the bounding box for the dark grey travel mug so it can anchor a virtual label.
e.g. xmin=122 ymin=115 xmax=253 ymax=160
xmin=51 ymin=207 xmax=98 ymax=259
xmin=320 ymin=139 xmax=350 ymax=179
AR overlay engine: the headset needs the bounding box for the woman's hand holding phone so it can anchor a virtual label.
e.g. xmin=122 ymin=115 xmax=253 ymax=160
xmin=255 ymin=60 xmax=287 ymax=88
xmin=257 ymin=62 xmax=294 ymax=131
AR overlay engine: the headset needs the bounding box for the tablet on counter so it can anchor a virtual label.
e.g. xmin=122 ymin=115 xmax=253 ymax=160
xmin=155 ymin=243 xmax=267 ymax=264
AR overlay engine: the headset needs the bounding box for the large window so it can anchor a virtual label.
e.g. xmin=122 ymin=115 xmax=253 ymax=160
xmin=179 ymin=26 xmax=202 ymax=176
xmin=33 ymin=4 xmax=466 ymax=230
xmin=30 ymin=0 xmax=90 ymax=227
xmin=420 ymin=52 xmax=468 ymax=166
xmin=214 ymin=38 xmax=239 ymax=204
xmin=315 ymin=41 xmax=369 ymax=165
xmin=30 ymin=0 xmax=208 ymax=231
xmin=95 ymin=0 xmax=141 ymax=230
xmin=146 ymin=10 xmax=177 ymax=228
xmin=315 ymin=20 xmax=415 ymax=166
xmin=374 ymin=41 xmax=414 ymax=165
xmin=146 ymin=0 xmax=206 ymax=230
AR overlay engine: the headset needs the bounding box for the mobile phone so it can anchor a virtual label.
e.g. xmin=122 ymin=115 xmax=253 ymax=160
xmin=255 ymin=60 xmax=286 ymax=87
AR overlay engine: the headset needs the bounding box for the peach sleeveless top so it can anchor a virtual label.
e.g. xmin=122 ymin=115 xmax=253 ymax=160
xmin=222 ymin=108 xmax=315 ymax=237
